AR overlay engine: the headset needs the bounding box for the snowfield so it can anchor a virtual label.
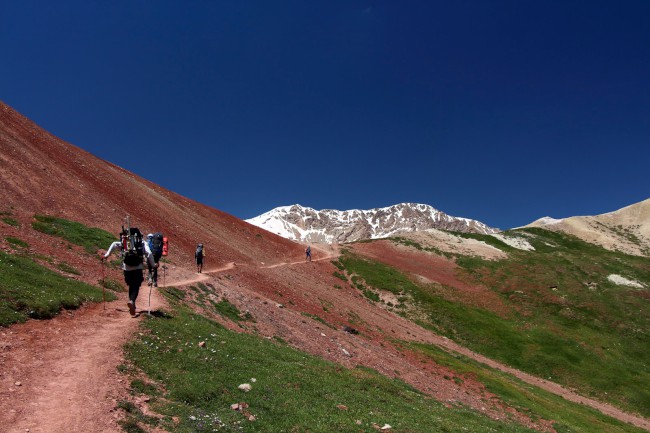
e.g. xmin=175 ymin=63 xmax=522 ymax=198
xmin=490 ymin=233 xmax=535 ymax=251
xmin=607 ymin=274 xmax=645 ymax=288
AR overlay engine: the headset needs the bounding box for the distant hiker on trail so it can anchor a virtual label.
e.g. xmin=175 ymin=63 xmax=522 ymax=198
xmin=195 ymin=243 xmax=205 ymax=273
xmin=305 ymin=245 xmax=311 ymax=262
xmin=102 ymin=226 xmax=156 ymax=317
xmin=146 ymin=233 xmax=164 ymax=287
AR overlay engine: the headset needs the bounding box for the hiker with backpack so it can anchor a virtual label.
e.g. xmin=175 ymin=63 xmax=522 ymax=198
xmin=195 ymin=243 xmax=204 ymax=273
xmin=305 ymin=245 xmax=312 ymax=262
xmin=146 ymin=232 xmax=164 ymax=287
xmin=102 ymin=226 xmax=156 ymax=317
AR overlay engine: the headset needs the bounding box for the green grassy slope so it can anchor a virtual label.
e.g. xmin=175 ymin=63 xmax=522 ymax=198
xmin=341 ymin=228 xmax=650 ymax=420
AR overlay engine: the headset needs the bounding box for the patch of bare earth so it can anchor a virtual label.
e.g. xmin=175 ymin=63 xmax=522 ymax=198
xmin=401 ymin=228 xmax=508 ymax=260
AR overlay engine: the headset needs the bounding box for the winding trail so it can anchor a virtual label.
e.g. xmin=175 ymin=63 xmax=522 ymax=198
xmin=1 ymin=251 xmax=649 ymax=432
xmin=260 ymin=253 xmax=337 ymax=269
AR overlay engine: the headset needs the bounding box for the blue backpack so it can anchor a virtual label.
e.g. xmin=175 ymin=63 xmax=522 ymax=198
xmin=150 ymin=232 xmax=164 ymax=255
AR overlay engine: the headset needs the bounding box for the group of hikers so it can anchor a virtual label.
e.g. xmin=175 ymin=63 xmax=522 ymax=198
xmin=101 ymin=219 xmax=313 ymax=318
xmin=101 ymin=220 xmax=206 ymax=318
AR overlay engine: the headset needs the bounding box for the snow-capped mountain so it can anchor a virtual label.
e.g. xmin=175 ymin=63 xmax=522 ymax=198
xmin=246 ymin=203 xmax=499 ymax=243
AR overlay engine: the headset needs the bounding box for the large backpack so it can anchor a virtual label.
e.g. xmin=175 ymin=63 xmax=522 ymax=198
xmin=150 ymin=232 xmax=164 ymax=256
xmin=196 ymin=244 xmax=203 ymax=257
xmin=123 ymin=227 xmax=145 ymax=266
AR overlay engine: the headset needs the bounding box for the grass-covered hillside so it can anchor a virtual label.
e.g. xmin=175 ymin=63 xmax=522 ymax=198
xmin=0 ymin=213 xmax=119 ymax=325
xmin=342 ymin=228 xmax=650 ymax=420
xmin=2 ymin=214 xmax=649 ymax=432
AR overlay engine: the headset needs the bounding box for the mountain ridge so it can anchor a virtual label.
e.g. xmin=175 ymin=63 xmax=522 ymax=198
xmin=246 ymin=203 xmax=499 ymax=243
xmin=526 ymin=198 xmax=650 ymax=256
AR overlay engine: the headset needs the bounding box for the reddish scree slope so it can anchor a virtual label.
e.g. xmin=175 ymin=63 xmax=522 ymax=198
xmin=0 ymin=101 xmax=300 ymax=266
xmin=1 ymin=101 xmax=648 ymax=432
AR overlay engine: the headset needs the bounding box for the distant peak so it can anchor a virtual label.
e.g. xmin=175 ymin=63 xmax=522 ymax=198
xmin=246 ymin=203 xmax=499 ymax=243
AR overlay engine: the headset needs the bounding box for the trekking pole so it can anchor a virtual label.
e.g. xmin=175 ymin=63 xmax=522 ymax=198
xmin=148 ymin=263 xmax=153 ymax=316
xmin=100 ymin=256 xmax=106 ymax=310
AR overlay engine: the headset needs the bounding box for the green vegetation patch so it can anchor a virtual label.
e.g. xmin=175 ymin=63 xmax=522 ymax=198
xmin=100 ymin=277 xmax=126 ymax=292
xmin=211 ymin=298 xmax=245 ymax=322
xmin=339 ymin=236 xmax=650 ymax=419
xmin=339 ymin=253 xmax=419 ymax=296
xmin=31 ymin=214 xmax=115 ymax=254
xmin=452 ymin=228 xmax=650 ymax=417
xmin=5 ymin=236 xmax=29 ymax=249
xmin=409 ymin=342 xmax=646 ymax=433
xmin=124 ymin=307 xmax=538 ymax=433
xmin=160 ymin=286 xmax=186 ymax=301
xmin=117 ymin=400 xmax=159 ymax=432
xmin=0 ymin=250 xmax=116 ymax=326
xmin=56 ymin=262 xmax=81 ymax=275
xmin=2 ymin=217 xmax=20 ymax=227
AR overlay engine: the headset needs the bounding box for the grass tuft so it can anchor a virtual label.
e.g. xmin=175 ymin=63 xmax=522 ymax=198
xmin=31 ymin=214 xmax=115 ymax=255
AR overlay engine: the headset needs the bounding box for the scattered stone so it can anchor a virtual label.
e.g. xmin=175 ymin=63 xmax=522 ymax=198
xmin=276 ymin=303 xmax=284 ymax=308
xmin=198 ymin=341 xmax=206 ymax=348
xmin=343 ymin=326 xmax=359 ymax=334
xmin=320 ymin=333 xmax=326 ymax=337
xmin=341 ymin=348 xmax=351 ymax=357
xmin=231 ymin=402 xmax=249 ymax=411
xmin=356 ymin=420 xmax=362 ymax=425
xmin=248 ymin=414 xmax=256 ymax=421
xmin=250 ymin=378 xmax=257 ymax=383
xmin=14 ymin=381 xmax=21 ymax=387
xmin=238 ymin=383 xmax=252 ymax=392
xmin=336 ymin=404 xmax=348 ymax=410
xmin=381 ymin=424 xmax=392 ymax=430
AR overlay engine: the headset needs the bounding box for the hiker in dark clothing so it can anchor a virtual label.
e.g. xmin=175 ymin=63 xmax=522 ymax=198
xmin=102 ymin=229 xmax=155 ymax=317
xmin=195 ymin=243 xmax=204 ymax=273
xmin=146 ymin=233 xmax=163 ymax=287
xmin=305 ymin=245 xmax=311 ymax=262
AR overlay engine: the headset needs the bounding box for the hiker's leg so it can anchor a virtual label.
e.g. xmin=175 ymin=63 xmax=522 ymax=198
xmin=152 ymin=254 xmax=161 ymax=284
xmin=124 ymin=270 xmax=144 ymax=305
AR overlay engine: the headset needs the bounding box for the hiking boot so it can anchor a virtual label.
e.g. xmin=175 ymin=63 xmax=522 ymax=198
xmin=127 ymin=301 xmax=136 ymax=316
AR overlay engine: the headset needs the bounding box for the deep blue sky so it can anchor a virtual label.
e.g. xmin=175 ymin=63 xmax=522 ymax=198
xmin=2 ymin=1 xmax=648 ymax=229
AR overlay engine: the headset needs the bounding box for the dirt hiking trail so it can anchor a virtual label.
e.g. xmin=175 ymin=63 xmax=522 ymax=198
xmin=0 ymin=265 xmax=208 ymax=433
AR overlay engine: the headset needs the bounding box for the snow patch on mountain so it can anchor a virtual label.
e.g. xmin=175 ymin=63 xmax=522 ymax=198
xmin=246 ymin=203 xmax=499 ymax=243
xmin=533 ymin=216 xmax=563 ymax=226
xmin=607 ymin=274 xmax=645 ymax=289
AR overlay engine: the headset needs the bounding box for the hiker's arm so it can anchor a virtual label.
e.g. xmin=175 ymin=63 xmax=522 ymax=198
xmin=145 ymin=249 xmax=156 ymax=268
xmin=103 ymin=241 xmax=121 ymax=259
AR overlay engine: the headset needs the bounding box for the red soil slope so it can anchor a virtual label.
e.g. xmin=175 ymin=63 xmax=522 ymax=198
xmin=0 ymin=101 xmax=300 ymax=267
